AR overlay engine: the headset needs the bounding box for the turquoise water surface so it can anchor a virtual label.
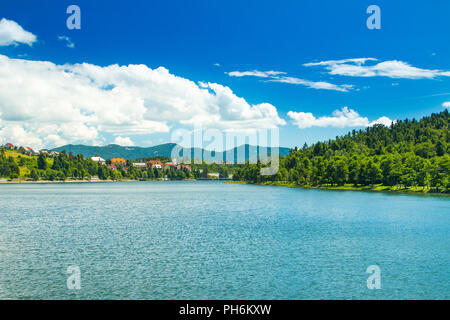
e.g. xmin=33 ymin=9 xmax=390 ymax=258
xmin=0 ymin=181 xmax=448 ymax=299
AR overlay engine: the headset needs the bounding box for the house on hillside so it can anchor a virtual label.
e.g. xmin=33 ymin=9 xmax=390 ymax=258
xmin=177 ymin=164 xmax=192 ymax=172
xmin=5 ymin=143 xmax=14 ymax=149
xmin=109 ymin=164 xmax=117 ymax=170
xmin=112 ymin=158 xmax=127 ymax=166
xmin=132 ymin=163 xmax=147 ymax=169
xmin=163 ymin=162 xmax=174 ymax=171
xmin=91 ymin=156 xmax=106 ymax=165
xmin=147 ymin=160 xmax=162 ymax=169
xmin=24 ymin=147 xmax=38 ymax=155
xmin=207 ymin=172 xmax=220 ymax=179
xmin=40 ymin=150 xmax=49 ymax=155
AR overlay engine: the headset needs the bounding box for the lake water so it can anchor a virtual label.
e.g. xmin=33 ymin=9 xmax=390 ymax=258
xmin=0 ymin=181 xmax=448 ymax=299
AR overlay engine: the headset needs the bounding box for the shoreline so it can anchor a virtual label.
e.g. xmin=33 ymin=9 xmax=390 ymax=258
xmin=0 ymin=179 xmax=132 ymax=184
xmin=0 ymin=178 xmax=216 ymax=184
xmin=225 ymin=181 xmax=450 ymax=197
xmin=2 ymin=179 xmax=448 ymax=197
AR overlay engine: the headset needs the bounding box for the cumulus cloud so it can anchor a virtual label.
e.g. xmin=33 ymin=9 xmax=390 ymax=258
xmin=226 ymin=70 xmax=286 ymax=78
xmin=443 ymin=102 xmax=450 ymax=108
xmin=0 ymin=124 xmax=43 ymax=148
xmin=369 ymin=116 xmax=395 ymax=127
xmin=0 ymin=18 xmax=37 ymax=46
xmin=113 ymin=136 xmax=134 ymax=146
xmin=0 ymin=55 xmax=285 ymax=149
xmin=304 ymin=58 xmax=450 ymax=79
xmin=266 ymin=76 xmax=354 ymax=92
xmin=287 ymin=107 xmax=394 ymax=129
xmin=57 ymin=35 xmax=75 ymax=48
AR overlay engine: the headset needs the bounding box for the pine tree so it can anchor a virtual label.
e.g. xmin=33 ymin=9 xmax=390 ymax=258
xmin=37 ymin=154 xmax=47 ymax=170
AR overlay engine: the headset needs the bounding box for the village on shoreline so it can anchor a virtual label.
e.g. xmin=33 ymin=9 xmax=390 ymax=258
xmin=0 ymin=142 xmax=234 ymax=183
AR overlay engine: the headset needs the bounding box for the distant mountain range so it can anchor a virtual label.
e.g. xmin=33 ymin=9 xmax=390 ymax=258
xmin=51 ymin=143 xmax=291 ymax=162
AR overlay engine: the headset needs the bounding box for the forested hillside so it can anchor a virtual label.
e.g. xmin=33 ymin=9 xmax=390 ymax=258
xmin=0 ymin=150 xmax=146 ymax=181
xmin=234 ymin=110 xmax=449 ymax=192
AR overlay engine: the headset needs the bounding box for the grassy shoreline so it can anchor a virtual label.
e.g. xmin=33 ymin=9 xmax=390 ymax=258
xmin=225 ymin=181 xmax=449 ymax=196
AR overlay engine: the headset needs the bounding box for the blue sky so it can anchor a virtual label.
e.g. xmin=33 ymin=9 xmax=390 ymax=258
xmin=0 ymin=0 xmax=449 ymax=150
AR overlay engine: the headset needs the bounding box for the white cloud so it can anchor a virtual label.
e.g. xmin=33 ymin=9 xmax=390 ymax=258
xmin=369 ymin=116 xmax=395 ymax=127
xmin=266 ymin=76 xmax=354 ymax=92
xmin=303 ymin=58 xmax=377 ymax=67
xmin=0 ymin=18 xmax=37 ymax=46
xmin=304 ymin=58 xmax=450 ymax=79
xmin=57 ymin=35 xmax=75 ymax=48
xmin=0 ymin=55 xmax=285 ymax=149
xmin=113 ymin=136 xmax=134 ymax=146
xmin=227 ymin=69 xmax=354 ymax=92
xmin=213 ymin=63 xmax=221 ymax=67
xmin=443 ymin=102 xmax=450 ymax=108
xmin=0 ymin=124 xmax=43 ymax=149
xmin=226 ymin=70 xmax=286 ymax=78
xmin=287 ymin=107 xmax=394 ymax=129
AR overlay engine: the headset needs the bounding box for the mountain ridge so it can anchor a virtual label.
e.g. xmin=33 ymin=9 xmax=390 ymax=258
xmin=51 ymin=143 xmax=291 ymax=162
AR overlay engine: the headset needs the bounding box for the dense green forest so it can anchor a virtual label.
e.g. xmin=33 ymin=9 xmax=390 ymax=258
xmin=234 ymin=110 xmax=449 ymax=193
